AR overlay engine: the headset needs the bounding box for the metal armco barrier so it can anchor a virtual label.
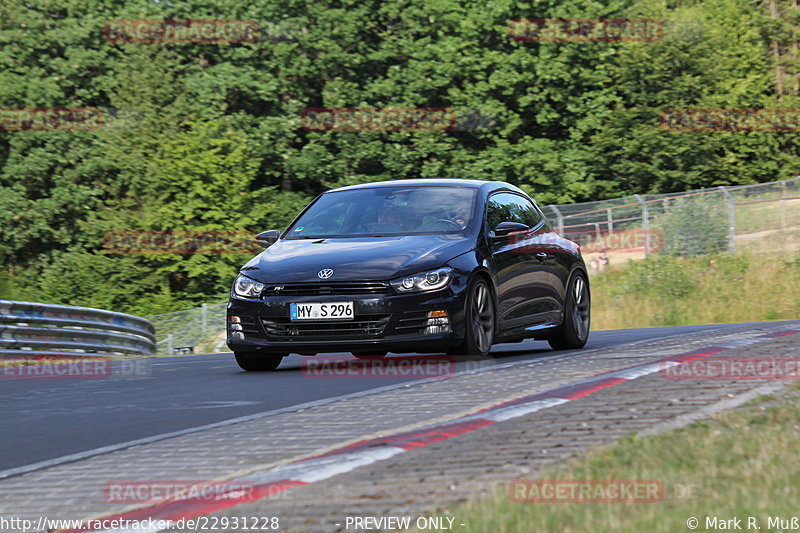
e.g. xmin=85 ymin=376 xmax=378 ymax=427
xmin=0 ymin=300 xmax=156 ymax=357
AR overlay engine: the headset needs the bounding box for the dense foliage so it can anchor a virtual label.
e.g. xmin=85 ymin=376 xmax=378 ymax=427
xmin=1 ymin=0 xmax=797 ymax=314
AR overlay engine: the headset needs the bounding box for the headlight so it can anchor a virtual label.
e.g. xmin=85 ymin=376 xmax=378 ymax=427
xmin=233 ymin=274 xmax=265 ymax=298
xmin=390 ymin=267 xmax=453 ymax=294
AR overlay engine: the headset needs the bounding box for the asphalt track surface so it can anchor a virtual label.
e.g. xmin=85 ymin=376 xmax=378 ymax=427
xmin=0 ymin=323 xmax=753 ymax=473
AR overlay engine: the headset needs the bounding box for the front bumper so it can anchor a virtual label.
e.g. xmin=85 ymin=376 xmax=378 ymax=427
xmin=226 ymin=285 xmax=467 ymax=355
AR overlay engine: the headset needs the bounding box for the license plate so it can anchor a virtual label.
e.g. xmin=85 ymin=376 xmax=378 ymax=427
xmin=290 ymin=302 xmax=354 ymax=321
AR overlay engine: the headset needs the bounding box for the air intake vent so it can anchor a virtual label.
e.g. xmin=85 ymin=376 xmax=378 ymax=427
xmin=262 ymin=283 xmax=389 ymax=297
xmin=260 ymin=315 xmax=391 ymax=340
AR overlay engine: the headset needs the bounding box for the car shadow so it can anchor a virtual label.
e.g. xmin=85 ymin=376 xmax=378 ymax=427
xmin=233 ymin=342 xmax=564 ymax=374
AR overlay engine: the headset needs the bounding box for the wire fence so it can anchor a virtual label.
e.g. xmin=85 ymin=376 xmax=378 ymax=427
xmin=545 ymin=177 xmax=800 ymax=269
xmin=146 ymin=177 xmax=800 ymax=355
xmin=148 ymin=302 xmax=227 ymax=355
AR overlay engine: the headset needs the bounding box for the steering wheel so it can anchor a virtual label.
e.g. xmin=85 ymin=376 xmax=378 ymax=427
xmin=424 ymin=218 xmax=462 ymax=230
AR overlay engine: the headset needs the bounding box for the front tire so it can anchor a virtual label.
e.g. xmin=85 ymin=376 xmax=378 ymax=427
xmin=450 ymin=277 xmax=495 ymax=356
xmin=548 ymin=271 xmax=590 ymax=350
xmin=234 ymin=352 xmax=284 ymax=371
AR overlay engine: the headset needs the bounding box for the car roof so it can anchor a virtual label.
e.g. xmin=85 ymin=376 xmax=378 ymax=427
xmin=328 ymin=178 xmax=511 ymax=193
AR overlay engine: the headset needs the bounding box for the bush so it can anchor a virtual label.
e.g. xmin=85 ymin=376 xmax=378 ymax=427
xmin=654 ymin=195 xmax=730 ymax=256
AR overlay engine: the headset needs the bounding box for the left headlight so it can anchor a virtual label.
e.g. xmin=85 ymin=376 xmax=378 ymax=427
xmin=390 ymin=267 xmax=453 ymax=294
xmin=233 ymin=274 xmax=265 ymax=298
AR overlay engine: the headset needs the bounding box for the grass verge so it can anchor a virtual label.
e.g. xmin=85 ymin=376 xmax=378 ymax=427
xmin=453 ymin=385 xmax=800 ymax=533
xmin=590 ymin=252 xmax=800 ymax=330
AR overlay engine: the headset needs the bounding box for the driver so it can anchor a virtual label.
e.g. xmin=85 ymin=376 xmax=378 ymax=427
xmin=450 ymin=207 xmax=469 ymax=228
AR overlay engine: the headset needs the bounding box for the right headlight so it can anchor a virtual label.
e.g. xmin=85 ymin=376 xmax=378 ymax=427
xmin=390 ymin=267 xmax=453 ymax=294
xmin=233 ymin=274 xmax=265 ymax=298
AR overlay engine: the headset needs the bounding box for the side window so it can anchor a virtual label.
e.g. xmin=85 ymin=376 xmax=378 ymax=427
xmin=527 ymin=201 xmax=545 ymax=228
xmin=486 ymin=193 xmax=542 ymax=231
xmin=533 ymin=204 xmax=552 ymax=231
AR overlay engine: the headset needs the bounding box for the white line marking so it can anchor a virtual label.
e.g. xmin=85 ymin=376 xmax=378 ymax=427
xmin=607 ymin=362 xmax=667 ymax=380
xmin=715 ymin=338 xmax=766 ymax=349
xmin=291 ymin=447 xmax=406 ymax=484
xmin=478 ymin=398 xmax=569 ymax=422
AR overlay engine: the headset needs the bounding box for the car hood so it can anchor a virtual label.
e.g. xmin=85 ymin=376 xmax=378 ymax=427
xmin=240 ymin=234 xmax=474 ymax=283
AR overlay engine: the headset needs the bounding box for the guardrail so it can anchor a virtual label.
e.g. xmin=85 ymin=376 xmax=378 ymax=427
xmin=0 ymin=300 xmax=156 ymax=358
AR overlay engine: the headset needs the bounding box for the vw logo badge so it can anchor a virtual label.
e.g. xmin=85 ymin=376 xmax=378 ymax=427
xmin=318 ymin=268 xmax=334 ymax=279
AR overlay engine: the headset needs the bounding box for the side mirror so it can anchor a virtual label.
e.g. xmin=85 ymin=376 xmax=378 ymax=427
xmin=255 ymin=229 xmax=281 ymax=248
xmin=492 ymin=221 xmax=530 ymax=237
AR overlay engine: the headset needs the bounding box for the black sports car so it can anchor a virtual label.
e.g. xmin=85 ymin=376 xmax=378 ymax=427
xmin=227 ymin=179 xmax=590 ymax=371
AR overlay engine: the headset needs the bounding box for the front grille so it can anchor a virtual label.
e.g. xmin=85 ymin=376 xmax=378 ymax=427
xmin=262 ymin=282 xmax=389 ymax=297
xmin=260 ymin=314 xmax=391 ymax=340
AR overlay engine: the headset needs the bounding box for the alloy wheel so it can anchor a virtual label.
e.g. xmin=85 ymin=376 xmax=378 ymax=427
xmin=572 ymin=275 xmax=590 ymax=341
xmin=471 ymin=282 xmax=495 ymax=353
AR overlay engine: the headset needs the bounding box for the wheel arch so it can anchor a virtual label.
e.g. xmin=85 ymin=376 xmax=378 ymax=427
xmin=568 ymin=263 xmax=590 ymax=287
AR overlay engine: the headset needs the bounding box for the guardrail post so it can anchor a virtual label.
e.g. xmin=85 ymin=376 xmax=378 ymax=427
xmin=634 ymin=194 xmax=650 ymax=257
xmin=166 ymin=333 xmax=173 ymax=356
xmin=718 ymin=186 xmax=736 ymax=253
xmin=549 ymin=205 xmax=564 ymax=235
xmin=201 ymin=303 xmax=208 ymax=334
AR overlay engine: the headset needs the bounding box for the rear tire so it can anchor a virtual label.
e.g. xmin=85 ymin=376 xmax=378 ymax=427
xmin=547 ymin=271 xmax=590 ymax=350
xmin=449 ymin=277 xmax=495 ymax=356
xmin=234 ymin=352 xmax=284 ymax=371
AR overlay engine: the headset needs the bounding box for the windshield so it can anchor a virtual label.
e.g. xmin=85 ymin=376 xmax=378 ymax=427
xmin=284 ymin=186 xmax=477 ymax=239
